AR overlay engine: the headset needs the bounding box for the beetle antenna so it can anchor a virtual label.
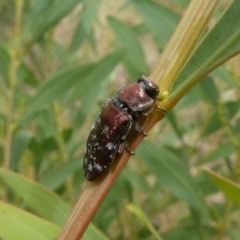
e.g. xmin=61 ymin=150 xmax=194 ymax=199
xmin=143 ymin=103 xmax=166 ymax=116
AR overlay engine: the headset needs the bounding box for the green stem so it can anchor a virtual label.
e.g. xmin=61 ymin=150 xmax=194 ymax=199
xmin=53 ymin=102 xmax=68 ymax=163
xmin=4 ymin=0 xmax=24 ymax=169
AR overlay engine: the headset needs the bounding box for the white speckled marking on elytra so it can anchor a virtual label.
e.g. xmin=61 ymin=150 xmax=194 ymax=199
xmin=88 ymin=164 xmax=93 ymax=172
xmin=102 ymin=125 xmax=109 ymax=134
xmin=91 ymin=123 xmax=95 ymax=130
xmin=94 ymin=162 xmax=103 ymax=172
xmin=105 ymin=142 xmax=113 ymax=150
xmin=90 ymin=134 xmax=97 ymax=140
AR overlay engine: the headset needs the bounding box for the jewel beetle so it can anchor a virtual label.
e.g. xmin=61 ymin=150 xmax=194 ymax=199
xmin=83 ymin=76 xmax=165 ymax=181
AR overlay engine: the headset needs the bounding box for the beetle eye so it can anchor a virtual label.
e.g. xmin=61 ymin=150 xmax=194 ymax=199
xmin=137 ymin=76 xmax=159 ymax=99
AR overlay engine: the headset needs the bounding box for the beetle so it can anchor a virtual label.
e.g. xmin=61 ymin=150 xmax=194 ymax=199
xmin=83 ymin=76 xmax=166 ymax=181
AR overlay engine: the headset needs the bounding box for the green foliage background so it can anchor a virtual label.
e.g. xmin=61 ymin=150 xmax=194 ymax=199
xmin=0 ymin=0 xmax=240 ymax=239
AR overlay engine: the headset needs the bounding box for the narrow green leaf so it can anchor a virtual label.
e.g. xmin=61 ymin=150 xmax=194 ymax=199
xmin=62 ymin=49 xmax=127 ymax=127
xmin=199 ymin=77 xmax=219 ymax=108
xmin=0 ymin=183 xmax=106 ymax=240
xmin=226 ymin=101 xmax=240 ymax=118
xmin=137 ymin=141 xmax=209 ymax=219
xmin=0 ymin=168 xmax=71 ymax=225
xmin=166 ymin=110 xmax=183 ymax=140
xmin=23 ymin=0 xmax=83 ymax=44
xmin=127 ymin=203 xmax=163 ymax=240
xmin=71 ymin=85 xmax=103 ymax=128
xmin=19 ymin=63 xmax=39 ymax=87
xmin=201 ymin=111 xmax=221 ymax=137
xmin=0 ymin=201 xmax=60 ymax=240
xmin=19 ymin=50 xmax=125 ymax=124
xmin=205 ymin=169 xmax=240 ymax=207
xmin=24 ymin=63 xmax=92 ymax=117
xmin=133 ymin=0 xmax=180 ymax=48
xmin=133 ymin=23 xmax=151 ymax=36
xmin=23 ymin=0 xmax=52 ymax=37
xmin=172 ymin=0 xmax=190 ymax=8
xmin=67 ymin=49 xmax=126 ymax=104
xmin=202 ymin=100 xmax=239 ymax=137
xmin=108 ymin=17 xmax=149 ymax=77
xmin=198 ymin=142 xmax=235 ymax=165
xmin=84 ymin=224 xmax=110 ymax=240
xmin=122 ymin=169 xmax=149 ymax=192
xmin=163 ymin=226 xmax=205 ymax=240
xmin=172 ymin=1 xmax=240 ymax=94
xmin=196 ymin=172 xmax=218 ymax=196
xmin=173 ymin=83 xmax=203 ymax=110
xmin=70 ymin=0 xmax=101 ymax=53
xmin=10 ymin=130 xmax=32 ymax=170
xmin=39 ymin=158 xmax=82 ymax=190
xmin=36 ymin=109 xmax=57 ymax=139
xmin=210 ymin=66 xmax=236 ymax=88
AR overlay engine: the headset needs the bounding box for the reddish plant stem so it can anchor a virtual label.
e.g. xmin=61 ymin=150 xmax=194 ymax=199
xmin=57 ymin=113 xmax=162 ymax=240
xmin=57 ymin=0 xmax=220 ymax=239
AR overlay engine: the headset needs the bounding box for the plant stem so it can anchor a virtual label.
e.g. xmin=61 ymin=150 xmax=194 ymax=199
xmin=4 ymin=0 xmax=24 ymax=169
xmin=57 ymin=1 xmax=219 ymax=239
xmin=151 ymin=0 xmax=219 ymax=93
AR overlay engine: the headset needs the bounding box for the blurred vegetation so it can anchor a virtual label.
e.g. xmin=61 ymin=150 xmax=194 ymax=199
xmin=0 ymin=0 xmax=240 ymax=239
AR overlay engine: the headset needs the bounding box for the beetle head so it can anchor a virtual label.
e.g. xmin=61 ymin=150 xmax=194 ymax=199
xmin=137 ymin=76 xmax=159 ymax=100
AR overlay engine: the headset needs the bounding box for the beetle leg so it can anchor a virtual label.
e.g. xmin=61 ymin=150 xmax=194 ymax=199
xmin=125 ymin=143 xmax=135 ymax=155
xmin=135 ymin=121 xmax=148 ymax=136
xmin=118 ymin=142 xmax=135 ymax=155
xmin=156 ymin=105 xmax=167 ymax=113
xmin=143 ymin=104 xmax=166 ymax=116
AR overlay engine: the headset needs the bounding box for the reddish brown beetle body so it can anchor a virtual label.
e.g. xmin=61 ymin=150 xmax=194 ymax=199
xmin=83 ymin=98 xmax=132 ymax=181
xmin=83 ymin=76 xmax=163 ymax=181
